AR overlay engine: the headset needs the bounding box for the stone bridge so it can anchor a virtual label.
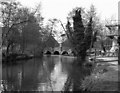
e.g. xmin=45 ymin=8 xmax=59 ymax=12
xmin=44 ymin=46 xmax=74 ymax=55
xmin=44 ymin=37 xmax=74 ymax=55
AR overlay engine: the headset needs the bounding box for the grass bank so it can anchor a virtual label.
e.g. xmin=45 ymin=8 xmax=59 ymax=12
xmin=80 ymin=58 xmax=119 ymax=91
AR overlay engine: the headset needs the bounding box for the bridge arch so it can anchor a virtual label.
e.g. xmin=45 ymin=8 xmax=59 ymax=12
xmin=45 ymin=51 xmax=52 ymax=55
xmin=61 ymin=51 xmax=68 ymax=55
xmin=53 ymin=51 xmax=60 ymax=55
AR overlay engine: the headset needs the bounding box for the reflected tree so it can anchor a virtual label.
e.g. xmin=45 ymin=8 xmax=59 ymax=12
xmin=62 ymin=58 xmax=93 ymax=91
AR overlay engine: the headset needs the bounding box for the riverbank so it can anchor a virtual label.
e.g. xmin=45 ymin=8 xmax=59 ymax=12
xmin=80 ymin=57 xmax=119 ymax=91
xmin=2 ymin=53 xmax=43 ymax=64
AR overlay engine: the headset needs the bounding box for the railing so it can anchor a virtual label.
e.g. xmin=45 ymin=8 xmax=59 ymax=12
xmin=88 ymin=51 xmax=118 ymax=57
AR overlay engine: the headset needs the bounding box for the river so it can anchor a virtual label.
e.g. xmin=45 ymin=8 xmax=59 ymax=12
xmin=2 ymin=55 xmax=93 ymax=92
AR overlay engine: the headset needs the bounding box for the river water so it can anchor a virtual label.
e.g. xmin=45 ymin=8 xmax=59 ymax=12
xmin=2 ymin=55 xmax=93 ymax=92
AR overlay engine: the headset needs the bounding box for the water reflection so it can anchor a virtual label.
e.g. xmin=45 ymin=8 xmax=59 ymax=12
xmin=64 ymin=60 xmax=92 ymax=91
xmin=50 ymin=56 xmax=67 ymax=91
xmin=2 ymin=55 xmax=92 ymax=92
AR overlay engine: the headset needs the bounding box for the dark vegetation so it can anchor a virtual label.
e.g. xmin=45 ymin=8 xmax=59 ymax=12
xmin=66 ymin=9 xmax=94 ymax=62
xmin=1 ymin=1 xmax=59 ymax=63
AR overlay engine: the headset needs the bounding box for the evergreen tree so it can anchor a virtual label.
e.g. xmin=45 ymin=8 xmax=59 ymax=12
xmin=79 ymin=17 xmax=93 ymax=60
xmin=73 ymin=9 xmax=85 ymax=46
xmin=66 ymin=9 xmax=93 ymax=61
xmin=72 ymin=9 xmax=85 ymax=56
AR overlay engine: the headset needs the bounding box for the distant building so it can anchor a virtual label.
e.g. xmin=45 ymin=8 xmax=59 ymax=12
xmin=44 ymin=35 xmax=59 ymax=52
xmin=45 ymin=35 xmax=59 ymax=48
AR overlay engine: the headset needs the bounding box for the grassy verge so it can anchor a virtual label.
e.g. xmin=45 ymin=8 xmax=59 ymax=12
xmin=80 ymin=61 xmax=119 ymax=91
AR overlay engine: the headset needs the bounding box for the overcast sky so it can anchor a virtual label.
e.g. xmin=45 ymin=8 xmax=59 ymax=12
xmin=16 ymin=0 xmax=119 ymax=42
xmin=17 ymin=0 xmax=119 ymax=23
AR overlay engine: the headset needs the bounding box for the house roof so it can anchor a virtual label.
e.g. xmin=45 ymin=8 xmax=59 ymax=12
xmin=62 ymin=39 xmax=72 ymax=48
xmin=46 ymin=35 xmax=59 ymax=47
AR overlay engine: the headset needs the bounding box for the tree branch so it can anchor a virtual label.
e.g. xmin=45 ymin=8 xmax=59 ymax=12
xmin=2 ymin=19 xmax=30 ymax=46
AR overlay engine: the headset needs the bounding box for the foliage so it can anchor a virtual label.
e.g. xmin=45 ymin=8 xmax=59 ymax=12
xmin=21 ymin=16 xmax=40 ymax=44
xmin=65 ymin=5 xmax=107 ymax=59
xmin=1 ymin=0 xmax=46 ymax=56
xmin=1 ymin=0 xmax=24 ymax=55
xmin=67 ymin=5 xmax=104 ymax=40
xmin=66 ymin=8 xmax=93 ymax=60
xmin=105 ymin=17 xmax=118 ymax=35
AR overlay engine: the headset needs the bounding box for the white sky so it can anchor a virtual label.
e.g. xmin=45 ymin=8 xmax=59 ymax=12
xmin=17 ymin=0 xmax=119 ymax=24
xmin=16 ymin=0 xmax=119 ymax=42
